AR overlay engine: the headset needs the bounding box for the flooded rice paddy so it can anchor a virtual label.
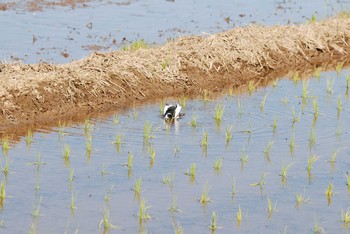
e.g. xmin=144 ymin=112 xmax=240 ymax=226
xmin=1 ymin=67 xmax=350 ymax=233
xmin=1 ymin=0 xmax=350 ymax=63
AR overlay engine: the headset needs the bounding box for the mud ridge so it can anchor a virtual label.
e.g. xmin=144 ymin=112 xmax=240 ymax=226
xmin=1 ymin=16 xmax=350 ymax=134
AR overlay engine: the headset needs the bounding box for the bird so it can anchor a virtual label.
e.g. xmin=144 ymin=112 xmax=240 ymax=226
xmin=162 ymin=103 xmax=182 ymax=119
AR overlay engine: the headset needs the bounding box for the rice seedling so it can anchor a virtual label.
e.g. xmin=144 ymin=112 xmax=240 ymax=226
xmin=2 ymin=157 xmax=10 ymax=177
xmin=309 ymin=128 xmax=316 ymax=150
xmin=113 ymin=113 xmax=120 ymax=124
xmin=346 ymin=172 xmax=350 ymax=192
xmin=336 ymin=122 xmax=342 ymax=139
xmin=69 ymin=168 xmax=74 ymax=183
xmin=143 ymin=121 xmax=154 ymax=141
xmin=178 ymin=96 xmax=187 ymax=108
xmin=291 ymin=107 xmax=300 ymax=125
xmin=282 ymin=94 xmax=288 ymax=106
xmin=190 ymin=115 xmax=198 ymax=128
xmin=69 ymin=192 xmax=77 ymax=212
xmin=173 ymin=223 xmax=184 ymax=234
xmin=0 ymin=181 xmax=7 ymax=202
xmin=199 ymin=181 xmax=211 ymax=205
xmin=168 ymin=197 xmax=182 ymax=213
xmin=209 ymin=211 xmax=221 ymax=231
xmin=309 ymin=14 xmax=317 ymax=23
xmin=173 ymin=145 xmax=180 ymax=157
xmin=236 ymin=205 xmax=242 ymax=225
xmin=113 ymin=134 xmax=124 ymax=152
xmin=337 ymin=95 xmax=343 ymax=113
xmin=85 ymin=134 xmax=92 ymax=153
xmin=123 ymin=39 xmax=147 ymax=51
xmin=1 ymin=137 xmax=10 ymax=154
xmin=272 ymin=117 xmax=277 ymax=134
xmin=264 ymin=140 xmax=274 ymax=161
xmin=296 ymin=192 xmax=311 ymax=208
xmin=325 ymin=182 xmax=334 ymax=198
xmin=32 ymin=196 xmax=42 ymax=219
xmin=203 ymin=89 xmax=210 ymax=103
xmin=213 ymin=158 xmax=223 ymax=174
xmin=240 ymin=146 xmax=248 ymax=164
xmin=312 ymin=97 xmax=318 ymax=119
xmin=346 ymin=74 xmax=350 ymax=89
xmin=213 ymin=104 xmax=224 ymax=123
xmin=63 ymin=144 xmax=71 ymax=162
xmin=99 ymin=208 xmax=118 ymax=231
xmin=84 ymin=118 xmax=93 ymax=136
xmin=228 ymin=87 xmax=234 ymax=96
xmin=290 ymin=133 xmax=295 ymax=155
xmin=292 ymin=72 xmax=300 ymax=85
xmin=260 ymin=93 xmax=268 ymax=111
xmin=328 ymin=148 xmax=340 ymax=165
xmin=336 ymin=62 xmax=343 ymax=74
xmin=341 ymin=208 xmax=350 ymax=226
xmin=127 ymin=152 xmax=133 ymax=169
xmin=307 ymin=154 xmax=318 ymax=172
xmin=314 ymin=214 xmax=324 ymax=234
xmin=185 ymin=163 xmax=196 ymax=178
xmin=248 ymin=80 xmax=255 ymax=95
xmin=266 ymin=197 xmax=277 ymax=218
xmin=201 ymin=131 xmax=208 ymax=149
xmin=162 ymin=172 xmax=175 ymax=189
xmin=237 ymin=99 xmax=243 ymax=117
xmin=280 ymin=162 xmax=294 ymax=184
xmin=101 ymin=163 xmax=112 ymax=176
xmin=133 ymin=178 xmax=142 ymax=195
xmin=138 ymin=198 xmax=152 ymax=223
xmin=301 ymin=79 xmax=309 ymax=99
xmin=25 ymin=129 xmax=33 ymax=146
xmin=231 ymin=177 xmax=236 ymax=197
xmin=327 ymin=79 xmax=334 ymax=95
xmin=160 ymin=59 xmax=168 ymax=70
xmin=225 ymin=125 xmax=233 ymax=143
xmin=250 ymin=172 xmax=268 ymax=194
xmin=149 ymin=145 xmax=156 ymax=160
xmin=26 ymin=153 xmax=46 ymax=170
xmin=159 ymin=100 xmax=164 ymax=115
xmin=314 ymin=67 xmax=321 ymax=79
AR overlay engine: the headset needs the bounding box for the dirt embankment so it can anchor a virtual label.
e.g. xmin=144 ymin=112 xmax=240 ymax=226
xmin=1 ymin=16 xmax=350 ymax=134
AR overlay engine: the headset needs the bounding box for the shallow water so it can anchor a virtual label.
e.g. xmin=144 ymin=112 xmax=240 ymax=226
xmin=1 ymin=0 xmax=349 ymax=63
xmin=1 ymin=67 xmax=350 ymax=233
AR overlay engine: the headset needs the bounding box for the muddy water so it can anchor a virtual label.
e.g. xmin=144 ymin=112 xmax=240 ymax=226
xmin=1 ymin=68 xmax=349 ymax=233
xmin=1 ymin=0 xmax=350 ymax=63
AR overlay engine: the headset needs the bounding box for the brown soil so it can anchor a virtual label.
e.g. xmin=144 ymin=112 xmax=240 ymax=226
xmin=1 ymin=16 xmax=350 ymax=136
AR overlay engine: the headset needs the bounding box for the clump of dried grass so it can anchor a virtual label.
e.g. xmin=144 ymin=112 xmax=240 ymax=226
xmin=1 ymin=16 xmax=350 ymax=124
